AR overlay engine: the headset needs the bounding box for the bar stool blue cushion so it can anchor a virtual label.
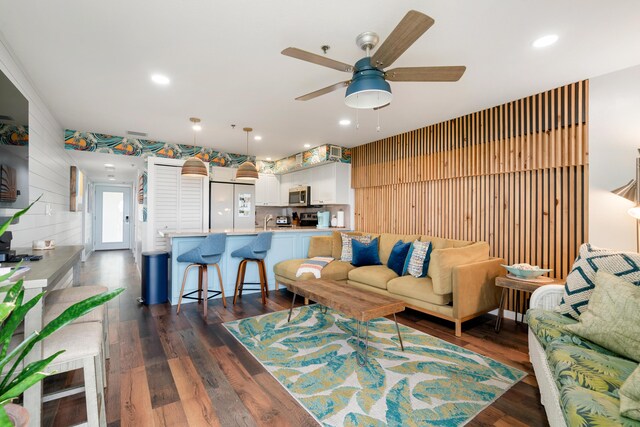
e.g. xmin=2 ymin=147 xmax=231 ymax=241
xmin=177 ymin=233 xmax=227 ymax=265
xmin=231 ymin=232 xmax=273 ymax=260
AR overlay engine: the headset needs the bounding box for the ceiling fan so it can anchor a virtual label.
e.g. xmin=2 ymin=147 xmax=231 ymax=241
xmin=282 ymin=10 xmax=466 ymax=110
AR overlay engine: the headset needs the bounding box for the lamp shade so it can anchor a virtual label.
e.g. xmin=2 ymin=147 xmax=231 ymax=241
xmin=236 ymin=161 xmax=259 ymax=180
xmin=611 ymin=179 xmax=637 ymax=203
xmin=181 ymin=157 xmax=208 ymax=178
xmin=344 ymin=58 xmax=392 ymax=109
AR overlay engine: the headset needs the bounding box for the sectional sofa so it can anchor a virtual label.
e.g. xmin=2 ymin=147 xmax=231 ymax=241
xmin=273 ymin=231 xmax=504 ymax=336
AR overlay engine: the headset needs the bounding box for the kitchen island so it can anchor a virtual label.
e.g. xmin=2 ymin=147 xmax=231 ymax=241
xmin=161 ymin=228 xmax=346 ymax=305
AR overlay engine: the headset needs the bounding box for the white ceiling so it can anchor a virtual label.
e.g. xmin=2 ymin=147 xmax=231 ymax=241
xmin=66 ymin=150 xmax=144 ymax=184
xmin=1 ymin=0 xmax=640 ymax=161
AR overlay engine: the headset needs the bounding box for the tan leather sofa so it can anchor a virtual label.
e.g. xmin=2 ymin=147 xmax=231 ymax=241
xmin=274 ymin=231 xmax=505 ymax=336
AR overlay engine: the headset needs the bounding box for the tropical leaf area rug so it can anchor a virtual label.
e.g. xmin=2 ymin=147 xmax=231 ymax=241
xmin=223 ymin=305 xmax=525 ymax=427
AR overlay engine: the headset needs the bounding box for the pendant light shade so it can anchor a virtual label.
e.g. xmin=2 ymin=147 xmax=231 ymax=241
xmin=181 ymin=156 xmax=208 ymax=178
xmin=236 ymin=127 xmax=259 ymax=181
xmin=181 ymin=117 xmax=209 ymax=178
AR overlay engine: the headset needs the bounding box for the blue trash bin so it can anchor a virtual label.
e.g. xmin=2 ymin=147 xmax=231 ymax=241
xmin=141 ymin=251 xmax=169 ymax=305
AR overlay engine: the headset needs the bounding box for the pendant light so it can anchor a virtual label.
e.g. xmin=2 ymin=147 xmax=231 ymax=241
xmin=181 ymin=117 xmax=209 ymax=178
xmin=236 ymin=127 xmax=259 ymax=180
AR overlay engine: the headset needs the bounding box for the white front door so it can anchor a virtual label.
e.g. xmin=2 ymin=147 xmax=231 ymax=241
xmin=95 ymin=185 xmax=131 ymax=250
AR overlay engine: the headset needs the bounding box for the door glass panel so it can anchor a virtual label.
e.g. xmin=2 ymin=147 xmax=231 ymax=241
xmin=101 ymin=191 xmax=124 ymax=243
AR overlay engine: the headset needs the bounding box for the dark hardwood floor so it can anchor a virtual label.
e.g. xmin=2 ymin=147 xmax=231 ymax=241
xmin=42 ymin=250 xmax=548 ymax=427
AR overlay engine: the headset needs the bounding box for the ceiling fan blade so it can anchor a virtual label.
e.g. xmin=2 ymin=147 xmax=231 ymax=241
xmin=385 ymin=66 xmax=466 ymax=82
xmin=282 ymin=47 xmax=353 ymax=73
xmin=373 ymin=103 xmax=390 ymax=111
xmin=371 ymin=10 xmax=435 ymax=69
xmin=295 ymin=81 xmax=350 ymax=101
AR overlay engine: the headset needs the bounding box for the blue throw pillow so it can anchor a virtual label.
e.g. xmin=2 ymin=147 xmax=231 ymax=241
xmin=402 ymin=244 xmax=415 ymax=275
xmin=387 ymin=240 xmax=411 ymax=276
xmin=352 ymin=238 xmax=382 ymax=267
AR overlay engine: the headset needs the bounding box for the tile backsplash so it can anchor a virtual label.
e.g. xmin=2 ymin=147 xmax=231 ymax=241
xmin=255 ymin=205 xmax=351 ymax=228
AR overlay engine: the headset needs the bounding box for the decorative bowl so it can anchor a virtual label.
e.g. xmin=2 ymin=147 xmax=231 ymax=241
xmin=501 ymin=264 xmax=552 ymax=279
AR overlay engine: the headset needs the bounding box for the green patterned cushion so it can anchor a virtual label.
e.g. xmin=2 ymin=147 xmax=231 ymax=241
xmin=561 ymin=385 xmax=640 ymax=427
xmin=622 ymin=366 xmax=640 ymax=421
xmin=558 ymin=244 xmax=640 ymax=320
xmin=546 ymin=341 xmax=637 ymax=399
xmin=565 ymin=271 xmax=640 ymax=363
xmin=526 ymin=309 xmax=617 ymax=356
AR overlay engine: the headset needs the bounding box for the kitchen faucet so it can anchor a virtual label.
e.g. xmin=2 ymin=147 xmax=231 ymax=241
xmin=263 ymin=214 xmax=274 ymax=231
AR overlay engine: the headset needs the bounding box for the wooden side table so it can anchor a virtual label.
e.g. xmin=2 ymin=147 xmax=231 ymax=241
xmin=494 ymin=275 xmax=564 ymax=332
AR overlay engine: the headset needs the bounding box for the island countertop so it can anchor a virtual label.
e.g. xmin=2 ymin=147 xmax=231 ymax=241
xmin=159 ymin=227 xmax=350 ymax=238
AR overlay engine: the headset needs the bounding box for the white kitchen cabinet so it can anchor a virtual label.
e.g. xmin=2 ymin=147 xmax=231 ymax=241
xmin=288 ymin=168 xmax=311 ymax=187
xmin=309 ymin=162 xmax=350 ymax=205
xmin=255 ymin=173 xmax=281 ymax=206
xmin=210 ymin=166 xmax=237 ymax=182
xmin=280 ymin=173 xmax=293 ymax=205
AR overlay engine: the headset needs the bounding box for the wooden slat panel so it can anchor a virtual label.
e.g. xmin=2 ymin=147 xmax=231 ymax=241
xmin=351 ymin=81 xmax=589 ymax=297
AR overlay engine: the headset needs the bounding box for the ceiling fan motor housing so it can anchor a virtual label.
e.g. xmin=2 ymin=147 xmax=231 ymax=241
xmin=345 ymin=57 xmax=392 ymax=109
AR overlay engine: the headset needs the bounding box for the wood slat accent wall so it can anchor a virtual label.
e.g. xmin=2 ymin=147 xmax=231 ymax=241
xmin=352 ymin=80 xmax=589 ymax=281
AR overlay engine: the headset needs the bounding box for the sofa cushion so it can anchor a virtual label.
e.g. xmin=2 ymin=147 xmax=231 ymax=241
xmin=387 ymin=275 xmax=451 ymax=306
xmin=340 ymin=233 xmax=372 ymax=263
xmin=274 ymin=259 xmax=355 ymax=282
xmin=558 ymin=243 xmax=640 ymax=320
xmin=331 ymin=231 xmax=363 ymax=259
xmin=419 ymin=235 xmax=471 ymax=250
xmin=428 ymin=242 xmax=490 ymax=295
xmin=352 ymin=238 xmax=382 ymax=267
xmin=404 ymin=240 xmax=433 ymax=278
xmin=526 ymin=309 xmax=618 ymax=356
xmin=565 ymin=271 xmax=640 ymax=363
xmin=621 ymin=365 xmax=640 ymax=421
xmin=308 ymin=236 xmax=333 ymax=258
xmin=546 ymin=341 xmax=637 ymax=400
xmin=559 ymin=385 xmax=640 ymax=427
xmin=378 ymin=233 xmax=420 ymax=264
xmin=387 ymin=240 xmax=412 ymax=276
xmin=348 ymin=265 xmax=398 ymax=290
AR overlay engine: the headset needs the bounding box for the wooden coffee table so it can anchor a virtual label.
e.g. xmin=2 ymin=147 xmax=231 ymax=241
xmin=285 ymin=279 xmax=406 ymax=365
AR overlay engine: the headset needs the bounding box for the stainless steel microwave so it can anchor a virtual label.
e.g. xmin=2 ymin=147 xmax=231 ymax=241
xmin=288 ymin=186 xmax=310 ymax=206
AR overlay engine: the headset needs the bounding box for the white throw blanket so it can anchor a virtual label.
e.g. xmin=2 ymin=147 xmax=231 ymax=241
xmin=296 ymin=257 xmax=334 ymax=279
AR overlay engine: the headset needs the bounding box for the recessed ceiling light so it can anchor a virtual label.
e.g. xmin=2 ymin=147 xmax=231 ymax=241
xmin=304 ymin=144 xmax=311 ymax=148
xmin=532 ymin=34 xmax=558 ymax=48
xmin=265 ymin=157 xmax=272 ymax=161
xmin=151 ymin=74 xmax=170 ymax=85
xmin=108 ymin=177 xmax=116 ymax=181
xmin=339 ymin=119 xmax=351 ymax=126
xmin=254 ymin=135 xmax=262 ymax=141
xmin=104 ymin=163 xmax=114 ymax=167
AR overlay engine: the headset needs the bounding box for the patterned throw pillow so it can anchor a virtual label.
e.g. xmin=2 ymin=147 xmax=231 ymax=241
xmin=340 ymin=233 xmax=371 ymax=263
xmin=403 ymin=240 xmax=432 ymax=278
xmin=558 ymin=243 xmax=640 ymax=320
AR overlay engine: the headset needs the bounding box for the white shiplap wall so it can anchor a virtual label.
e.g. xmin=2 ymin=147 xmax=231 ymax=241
xmin=0 ymin=36 xmax=83 ymax=248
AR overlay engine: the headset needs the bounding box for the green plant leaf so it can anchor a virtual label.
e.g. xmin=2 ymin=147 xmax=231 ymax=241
xmin=2 ymin=288 xmax=123 ymax=385
xmin=0 ymin=371 xmax=50 ymax=406
xmin=0 ymin=292 xmax=43 ymax=359
xmin=0 ymin=288 xmax=124 ymax=391
xmin=0 ymin=302 xmax=16 ymax=325
xmin=2 ymin=280 xmax=23 ymax=304
xmin=0 ymin=406 xmax=11 ymax=427
xmin=0 ymin=261 xmax=23 ymax=285
xmin=0 ymin=351 xmax=63 ymax=401
xmin=0 ymin=196 xmax=41 ymax=237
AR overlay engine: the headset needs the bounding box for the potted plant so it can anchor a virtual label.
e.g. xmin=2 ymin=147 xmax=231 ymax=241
xmin=0 ymin=199 xmax=123 ymax=426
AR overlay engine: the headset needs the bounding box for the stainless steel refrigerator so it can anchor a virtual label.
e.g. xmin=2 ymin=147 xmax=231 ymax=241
xmin=209 ymin=181 xmax=255 ymax=231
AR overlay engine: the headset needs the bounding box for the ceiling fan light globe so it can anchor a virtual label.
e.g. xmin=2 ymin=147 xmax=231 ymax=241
xmin=344 ymin=70 xmax=392 ymax=109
